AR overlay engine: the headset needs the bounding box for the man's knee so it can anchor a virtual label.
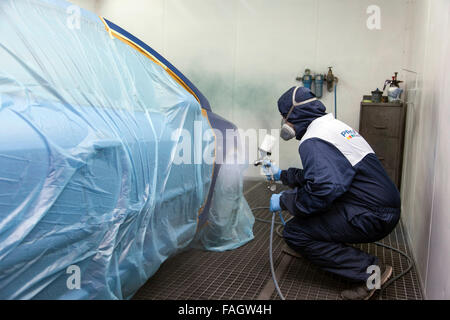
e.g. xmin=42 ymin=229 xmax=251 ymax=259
xmin=283 ymin=221 xmax=313 ymax=252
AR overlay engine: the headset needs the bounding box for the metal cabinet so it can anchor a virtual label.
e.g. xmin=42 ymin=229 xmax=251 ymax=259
xmin=359 ymin=102 xmax=407 ymax=188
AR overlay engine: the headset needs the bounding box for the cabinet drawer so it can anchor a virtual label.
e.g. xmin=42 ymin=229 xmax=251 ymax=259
xmin=360 ymin=106 xmax=402 ymax=138
xmin=364 ymin=135 xmax=400 ymax=169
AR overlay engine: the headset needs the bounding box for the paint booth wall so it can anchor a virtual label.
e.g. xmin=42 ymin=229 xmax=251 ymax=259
xmin=71 ymin=0 xmax=411 ymax=177
xmin=400 ymin=0 xmax=450 ymax=299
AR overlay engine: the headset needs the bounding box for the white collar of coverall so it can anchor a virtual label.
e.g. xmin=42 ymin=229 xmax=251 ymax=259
xmin=305 ymin=113 xmax=334 ymax=131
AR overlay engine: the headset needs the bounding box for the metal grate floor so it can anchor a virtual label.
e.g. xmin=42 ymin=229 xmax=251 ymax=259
xmin=133 ymin=181 xmax=423 ymax=300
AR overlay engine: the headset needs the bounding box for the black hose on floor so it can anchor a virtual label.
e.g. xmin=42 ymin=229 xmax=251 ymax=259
xmin=372 ymin=241 xmax=414 ymax=296
xmin=251 ymin=207 xmax=413 ymax=300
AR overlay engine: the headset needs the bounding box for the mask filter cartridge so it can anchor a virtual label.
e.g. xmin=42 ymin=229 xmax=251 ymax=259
xmin=280 ymin=122 xmax=296 ymax=141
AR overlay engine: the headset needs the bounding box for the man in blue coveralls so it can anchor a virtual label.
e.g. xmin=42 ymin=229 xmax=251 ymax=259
xmin=265 ymin=86 xmax=401 ymax=300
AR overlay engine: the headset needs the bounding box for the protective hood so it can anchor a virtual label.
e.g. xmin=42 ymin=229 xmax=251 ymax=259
xmin=278 ymin=87 xmax=327 ymax=140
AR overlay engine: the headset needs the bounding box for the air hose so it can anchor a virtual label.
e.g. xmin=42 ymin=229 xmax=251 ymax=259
xmin=251 ymin=207 xmax=413 ymax=300
xmin=269 ymin=212 xmax=285 ymax=300
xmin=334 ymin=82 xmax=338 ymax=119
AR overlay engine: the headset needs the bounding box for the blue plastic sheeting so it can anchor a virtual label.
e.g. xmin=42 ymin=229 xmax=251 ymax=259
xmin=103 ymin=18 xmax=212 ymax=112
xmin=0 ymin=0 xmax=254 ymax=299
xmin=192 ymin=163 xmax=255 ymax=252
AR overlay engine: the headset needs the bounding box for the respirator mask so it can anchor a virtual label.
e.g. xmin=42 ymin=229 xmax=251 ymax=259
xmin=280 ymin=86 xmax=318 ymax=141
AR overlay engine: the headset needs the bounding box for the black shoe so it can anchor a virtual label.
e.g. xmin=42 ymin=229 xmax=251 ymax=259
xmin=340 ymin=264 xmax=393 ymax=300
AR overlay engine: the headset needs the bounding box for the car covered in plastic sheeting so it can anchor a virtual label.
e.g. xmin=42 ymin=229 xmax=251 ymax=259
xmin=0 ymin=0 xmax=254 ymax=299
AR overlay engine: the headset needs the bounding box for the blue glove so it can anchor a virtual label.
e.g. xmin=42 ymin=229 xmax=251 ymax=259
xmin=270 ymin=193 xmax=282 ymax=212
xmin=263 ymin=160 xmax=282 ymax=181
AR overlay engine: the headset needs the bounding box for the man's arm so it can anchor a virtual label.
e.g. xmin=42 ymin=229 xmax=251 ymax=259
xmin=280 ymin=138 xmax=356 ymax=217
xmin=280 ymin=168 xmax=305 ymax=188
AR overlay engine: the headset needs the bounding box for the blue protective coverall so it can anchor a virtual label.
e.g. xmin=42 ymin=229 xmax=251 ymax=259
xmin=278 ymin=87 xmax=401 ymax=282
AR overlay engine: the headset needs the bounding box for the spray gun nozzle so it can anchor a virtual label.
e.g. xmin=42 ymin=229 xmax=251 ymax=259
xmin=254 ymin=160 xmax=263 ymax=167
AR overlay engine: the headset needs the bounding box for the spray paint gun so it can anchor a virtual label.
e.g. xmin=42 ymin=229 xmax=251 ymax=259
xmin=254 ymin=135 xmax=278 ymax=192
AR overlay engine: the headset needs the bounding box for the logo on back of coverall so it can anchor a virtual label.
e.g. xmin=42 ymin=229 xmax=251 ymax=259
xmin=340 ymin=129 xmax=361 ymax=140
